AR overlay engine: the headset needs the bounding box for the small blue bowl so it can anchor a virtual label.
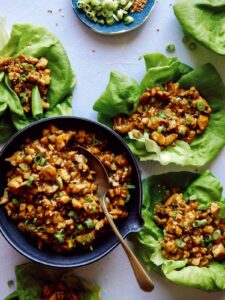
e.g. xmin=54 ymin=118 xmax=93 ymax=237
xmin=0 ymin=117 xmax=143 ymax=267
xmin=72 ymin=0 xmax=155 ymax=35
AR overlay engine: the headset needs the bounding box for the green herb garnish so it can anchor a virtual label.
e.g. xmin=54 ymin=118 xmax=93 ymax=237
xmin=12 ymin=198 xmax=19 ymax=206
xmin=157 ymin=125 xmax=166 ymax=133
xmin=127 ymin=184 xmax=135 ymax=189
xmin=25 ymin=220 xmax=36 ymax=232
xmin=26 ymin=176 xmax=34 ymax=187
xmin=68 ymin=210 xmax=77 ymax=218
xmin=183 ymin=221 xmax=189 ymax=228
xmin=20 ymin=74 xmax=27 ymax=82
xmin=19 ymin=163 xmax=28 ymax=170
xmin=159 ymin=110 xmax=167 ymax=119
xmin=175 ymin=239 xmax=186 ymax=248
xmin=84 ymin=218 xmax=95 ymax=229
xmin=54 ymin=229 xmax=65 ymax=243
xmin=125 ymin=194 xmax=131 ymax=203
xmin=77 ymin=224 xmax=84 ymax=231
xmin=34 ymin=154 xmax=46 ymax=166
xmin=86 ymin=196 xmax=94 ymax=202
xmin=196 ymin=100 xmax=206 ymax=112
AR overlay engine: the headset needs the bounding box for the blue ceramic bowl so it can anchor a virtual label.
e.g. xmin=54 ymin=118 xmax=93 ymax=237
xmin=72 ymin=0 xmax=155 ymax=35
xmin=0 ymin=117 xmax=143 ymax=267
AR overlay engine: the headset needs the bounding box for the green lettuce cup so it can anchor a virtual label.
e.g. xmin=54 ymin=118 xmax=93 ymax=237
xmin=0 ymin=23 xmax=76 ymax=142
xmin=173 ymin=0 xmax=225 ymax=55
xmin=130 ymin=171 xmax=225 ymax=292
xmin=93 ymin=53 xmax=225 ymax=167
xmin=4 ymin=263 xmax=102 ymax=300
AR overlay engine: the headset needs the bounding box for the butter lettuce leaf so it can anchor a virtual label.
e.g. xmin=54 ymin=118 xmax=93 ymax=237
xmin=4 ymin=263 xmax=102 ymax=300
xmin=0 ymin=17 xmax=8 ymax=49
xmin=93 ymin=71 xmax=140 ymax=126
xmin=130 ymin=171 xmax=225 ymax=291
xmin=174 ymin=0 xmax=225 ymax=55
xmin=0 ymin=23 xmax=76 ymax=137
xmin=93 ymin=53 xmax=225 ymax=167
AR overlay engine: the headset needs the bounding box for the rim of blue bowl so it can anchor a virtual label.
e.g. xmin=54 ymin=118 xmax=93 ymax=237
xmin=0 ymin=116 xmax=143 ymax=267
xmin=71 ymin=0 xmax=156 ymax=35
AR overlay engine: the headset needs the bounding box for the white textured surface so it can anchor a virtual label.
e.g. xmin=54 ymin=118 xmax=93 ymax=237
xmin=1 ymin=0 xmax=225 ymax=299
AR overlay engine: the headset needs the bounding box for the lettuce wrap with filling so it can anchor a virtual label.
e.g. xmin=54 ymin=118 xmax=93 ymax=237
xmin=4 ymin=263 xmax=102 ymax=300
xmin=130 ymin=171 xmax=225 ymax=292
xmin=0 ymin=23 xmax=76 ymax=143
xmin=174 ymin=0 xmax=225 ymax=55
xmin=93 ymin=53 xmax=225 ymax=167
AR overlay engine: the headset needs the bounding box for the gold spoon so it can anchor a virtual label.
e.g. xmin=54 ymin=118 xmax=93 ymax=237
xmin=76 ymin=146 xmax=154 ymax=292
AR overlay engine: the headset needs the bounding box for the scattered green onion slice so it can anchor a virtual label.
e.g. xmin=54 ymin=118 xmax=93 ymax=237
xmin=7 ymin=280 xmax=14 ymax=288
xmin=204 ymin=234 xmax=213 ymax=243
xmin=213 ymin=229 xmax=221 ymax=241
xmin=192 ymin=219 xmax=208 ymax=228
xmin=166 ymin=44 xmax=176 ymax=53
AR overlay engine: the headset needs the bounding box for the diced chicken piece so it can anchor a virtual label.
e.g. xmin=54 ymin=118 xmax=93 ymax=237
xmin=39 ymin=165 xmax=56 ymax=181
xmin=186 ymin=130 xmax=196 ymax=143
xmin=163 ymin=240 xmax=177 ymax=255
xmin=165 ymin=134 xmax=178 ymax=146
xmin=36 ymin=57 xmax=48 ymax=70
xmin=190 ymin=257 xmax=201 ymax=266
xmin=7 ymin=176 xmax=23 ymax=190
xmin=57 ymin=169 xmax=71 ymax=182
xmin=76 ymin=231 xmax=95 ymax=246
xmin=140 ymin=92 xmax=150 ymax=104
xmin=55 ymin=133 xmax=71 ymax=151
xmin=0 ymin=56 xmax=12 ymax=69
xmin=164 ymin=193 xmax=183 ymax=207
xmin=212 ymin=243 xmax=225 ymax=261
xmin=197 ymin=115 xmax=209 ymax=131
xmin=211 ymin=202 xmax=219 ymax=214
xmin=151 ymin=131 xmax=166 ymax=146
xmin=6 ymin=151 xmax=23 ymax=166
xmin=0 ymin=190 xmax=9 ymax=205
xmin=113 ymin=122 xmax=134 ymax=134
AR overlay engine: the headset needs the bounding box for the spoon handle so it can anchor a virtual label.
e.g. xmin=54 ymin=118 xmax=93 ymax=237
xmin=101 ymin=200 xmax=154 ymax=292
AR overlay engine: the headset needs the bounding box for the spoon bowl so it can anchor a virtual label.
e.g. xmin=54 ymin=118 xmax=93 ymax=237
xmin=75 ymin=146 xmax=154 ymax=292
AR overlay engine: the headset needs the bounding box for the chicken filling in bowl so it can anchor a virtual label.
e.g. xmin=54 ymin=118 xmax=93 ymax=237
xmin=0 ymin=54 xmax=51 ymax=113
xmin=113 ymin=82 xmax=211 ymax=148
xmin=154 ymin=191 xmax=225 ymax=267
xmin=0 ymin=125 xmax=132 ymax=252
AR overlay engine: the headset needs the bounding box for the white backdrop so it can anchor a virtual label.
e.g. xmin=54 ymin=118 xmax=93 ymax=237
xmin=0 ymin=0 xmax=225 ymax=299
